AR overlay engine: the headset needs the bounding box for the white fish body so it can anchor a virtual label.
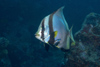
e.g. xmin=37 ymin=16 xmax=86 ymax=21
xmin=35 ymin=6 xmax=75 ymax=51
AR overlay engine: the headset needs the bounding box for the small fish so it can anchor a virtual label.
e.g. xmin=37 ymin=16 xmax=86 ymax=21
xmin=35 ymin=6 xmax=75 ymax=52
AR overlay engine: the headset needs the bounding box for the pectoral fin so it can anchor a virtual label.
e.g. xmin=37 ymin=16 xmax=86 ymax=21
xmin=49 ymin=31 xmax=58 ymax=39
xmin=44 ymin=43 xmax=49 ymax=52
xmin=54 ymin=31 xmax=58 ymax=38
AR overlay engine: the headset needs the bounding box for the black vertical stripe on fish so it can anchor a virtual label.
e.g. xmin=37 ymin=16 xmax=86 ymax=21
xmin=48 ymin=12 xmax=55 ymax=45
xmin=41 ymin=19 xmax=45 ymax=41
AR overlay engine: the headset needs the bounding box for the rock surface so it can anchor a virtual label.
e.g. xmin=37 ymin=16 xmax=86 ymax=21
xmin=0 ymin=37 xmax=12 ymax=67
xmin=64 ymin=13 xmax=100 ymax=67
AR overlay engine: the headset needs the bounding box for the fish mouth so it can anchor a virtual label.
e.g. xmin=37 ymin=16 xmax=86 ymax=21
xmin=35 ymin=34 xmax=37 ymax=36
xmin=35 ymin=34 xmax=39 ymax=38
xmin=35 ymin=34 xmax=43 ymax=42
xmin=35 ymin=34 xmax=41 ymax=40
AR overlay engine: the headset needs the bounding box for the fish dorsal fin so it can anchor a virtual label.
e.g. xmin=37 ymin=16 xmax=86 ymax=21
xmin=55 ymin=6 xmax=69 ymax=29
xmin=55 ymin=6 xmax=64 ymax=18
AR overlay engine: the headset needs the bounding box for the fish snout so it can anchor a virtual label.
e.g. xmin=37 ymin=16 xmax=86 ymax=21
xmin=35 ymin=34 xmax=40 ymax=38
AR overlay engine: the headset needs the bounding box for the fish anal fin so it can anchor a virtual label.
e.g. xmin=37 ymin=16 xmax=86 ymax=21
xmin=44 ymin=43 xmax=49 ymax=52
xmin=61 ymin=48 xmax=70 ymax=52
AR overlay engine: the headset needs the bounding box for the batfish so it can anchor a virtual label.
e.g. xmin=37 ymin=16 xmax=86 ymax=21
xmin=35 ymin=6 xmax=75 ymax=52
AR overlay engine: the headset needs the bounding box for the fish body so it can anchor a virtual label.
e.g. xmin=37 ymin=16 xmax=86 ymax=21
xmin=35 ymin=7 xmax=75 ymax=51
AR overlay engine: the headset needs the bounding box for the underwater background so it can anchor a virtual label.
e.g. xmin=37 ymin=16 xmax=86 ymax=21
xmin=0 ymin=0 xmax=100 ymax=67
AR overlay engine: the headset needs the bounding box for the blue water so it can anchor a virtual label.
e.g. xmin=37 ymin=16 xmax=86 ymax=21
xmin=0 ymin=0 xmax=100 ymax=67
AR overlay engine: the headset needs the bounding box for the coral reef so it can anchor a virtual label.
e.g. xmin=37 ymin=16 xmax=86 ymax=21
xmin=1 ymin=12 xmax=100 ymax=67
xmin=64 ymin=13 xmax=100 ymax=67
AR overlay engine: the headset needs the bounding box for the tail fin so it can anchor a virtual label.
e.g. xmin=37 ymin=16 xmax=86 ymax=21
xmin=69 ymin=26 xmax=75 ymax=46
xmin=61 ymin=26 xmax=74 ymax=50
xmin=61 ymin=26 xmax=75 ymax=52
